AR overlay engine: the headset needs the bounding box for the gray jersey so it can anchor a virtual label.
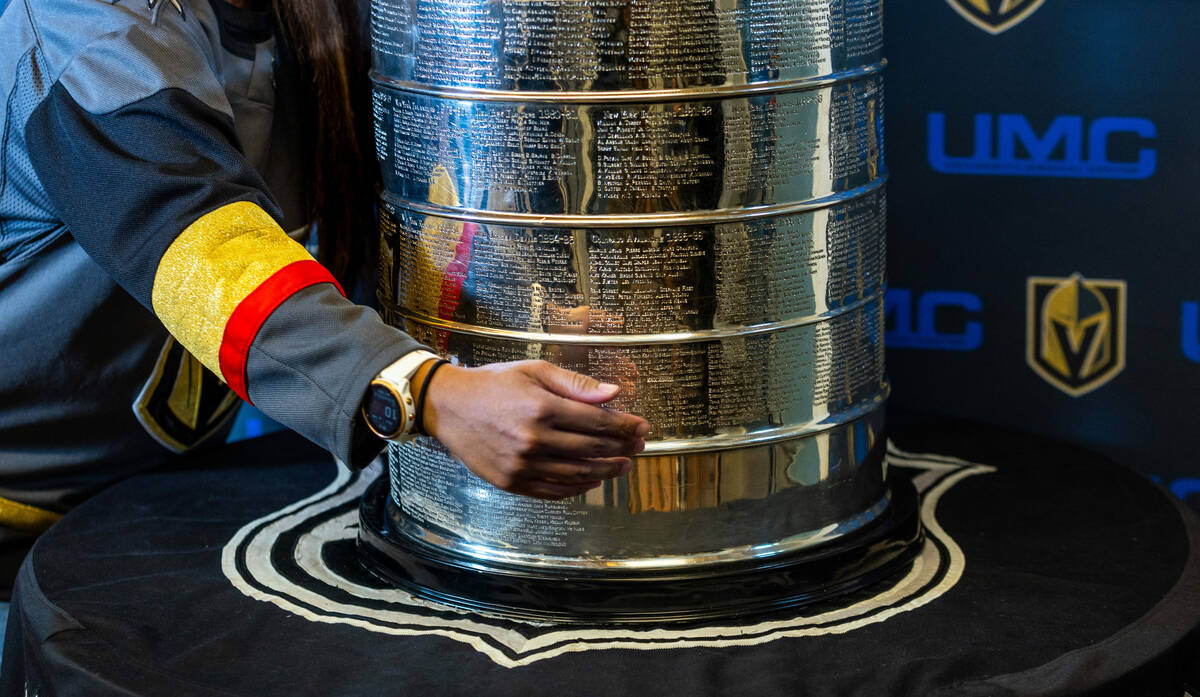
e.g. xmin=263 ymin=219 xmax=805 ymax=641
xmin=0 ymin=0 xmax=420 ymax=531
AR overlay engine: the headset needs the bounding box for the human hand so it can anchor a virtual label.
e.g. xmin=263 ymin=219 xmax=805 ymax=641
xmin=416 ymin=360 xmax=648 ymax=499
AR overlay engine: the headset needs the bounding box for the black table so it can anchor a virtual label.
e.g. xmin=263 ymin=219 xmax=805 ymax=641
xmin=3 ymin=418 xmax=1199 ymax=697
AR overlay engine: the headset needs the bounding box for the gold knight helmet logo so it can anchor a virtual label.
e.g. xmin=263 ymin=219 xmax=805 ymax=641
xmin=1027 ymin=274 xmax=1126 ymax=397
xmin=946 ymin=0 xmax=1046 ymax=34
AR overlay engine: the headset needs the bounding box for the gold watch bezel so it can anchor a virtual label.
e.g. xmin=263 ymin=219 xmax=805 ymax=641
xmin=363 ymin=377 xmax=414 ymax=440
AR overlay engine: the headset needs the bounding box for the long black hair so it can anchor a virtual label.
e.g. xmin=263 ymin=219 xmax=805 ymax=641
xmin=274 ymin=0 xmax=377 ymax=291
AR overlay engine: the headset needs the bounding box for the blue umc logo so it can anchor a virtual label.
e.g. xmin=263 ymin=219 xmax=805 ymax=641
xmin=886 ymin=289 xmax=983 ymax=351
xmin=928 ymin=114 xmax=1157 ymax=180
xmin=1182 ymin=302 xmax=1200 ymax=362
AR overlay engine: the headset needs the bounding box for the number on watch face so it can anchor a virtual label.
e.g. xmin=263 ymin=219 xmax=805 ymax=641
xmin=367 ymin=383 xmax=403 ymax=436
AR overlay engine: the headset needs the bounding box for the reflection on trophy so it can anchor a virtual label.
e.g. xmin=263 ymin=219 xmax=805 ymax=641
xmin=359 ymin=0 xmax=923 ymax=622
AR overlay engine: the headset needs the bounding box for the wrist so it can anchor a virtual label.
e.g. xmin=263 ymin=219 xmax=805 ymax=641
xmin=412 ymin=357 xmax=449 ymax=435
xmin=409 ymin=358 xmax=439 ymax=406
xmin=415 ymin=363 xmax=468 ymax=440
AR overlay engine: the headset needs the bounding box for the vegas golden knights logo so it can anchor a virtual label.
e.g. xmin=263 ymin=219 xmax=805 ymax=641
xmin=1026 ymin=274 xmax=1126 ymax=397
xmin=946 ymin=0 xmax=1046 ymax=34
xmin=133 ymin=337 xmax=241 ymax=452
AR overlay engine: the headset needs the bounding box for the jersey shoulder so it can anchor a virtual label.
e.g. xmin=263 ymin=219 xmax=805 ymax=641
xmin=9 ymin=0 xmax=229 ymax=116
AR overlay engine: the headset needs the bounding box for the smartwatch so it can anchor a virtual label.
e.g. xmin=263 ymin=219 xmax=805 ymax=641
xmin=361 ymin=350 xmax=439 ymax=442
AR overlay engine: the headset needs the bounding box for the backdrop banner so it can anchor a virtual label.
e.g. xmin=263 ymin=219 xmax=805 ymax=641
xmin=883 ymin=0 xmax=1200 ymax=508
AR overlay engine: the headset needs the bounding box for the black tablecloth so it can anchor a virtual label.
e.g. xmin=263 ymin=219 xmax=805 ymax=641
xmin=2 ymin=418 xmax=1198 ymax=697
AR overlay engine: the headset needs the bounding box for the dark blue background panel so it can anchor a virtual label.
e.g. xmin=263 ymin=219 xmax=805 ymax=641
xmin=232 ymin=1 xmax=1200 ymax=510
xmin=883 ymin=0 xmax=1200 ymax=503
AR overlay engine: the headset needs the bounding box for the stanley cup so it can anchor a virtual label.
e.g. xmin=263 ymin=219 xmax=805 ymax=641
xmin=359 ymin=0 xmax=922 ymax=622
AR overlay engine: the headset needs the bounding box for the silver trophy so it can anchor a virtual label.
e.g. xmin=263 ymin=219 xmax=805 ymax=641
xmin=359 ymin=0 xmax=921 ymax=622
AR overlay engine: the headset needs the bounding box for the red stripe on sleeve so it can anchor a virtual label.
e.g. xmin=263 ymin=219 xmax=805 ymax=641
xmin=218 ymin=260 xmax=345 ymax=403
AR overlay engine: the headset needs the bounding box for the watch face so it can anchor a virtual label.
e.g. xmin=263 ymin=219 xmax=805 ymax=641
xmin=366 ymin=383 xmax=404 ymax=437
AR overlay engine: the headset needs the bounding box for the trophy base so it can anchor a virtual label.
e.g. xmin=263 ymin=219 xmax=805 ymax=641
xmin=356 ymin=476 xmax=923 ymax=624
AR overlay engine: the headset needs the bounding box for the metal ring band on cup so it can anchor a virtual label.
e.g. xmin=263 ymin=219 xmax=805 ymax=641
xmin=387 ymin=290 xmax=885 ymax=347
xmin=369 ymin=0 xmax=882 ymax=94
xmin=386 ymin=403 xmax=891 ymax=569
xmin=370 ymin=61 xmax=887 ymax=104
xmin=372 ymin=74 xmax=886 ymax=217
xmin=392 ymin=483 xmax=894 ymax=570
xmin=378 ymin=175 xmax=888 ymax=229
xmin=377 ymin=186 xmax=887 ymax=337
xmin=397 ymin=299 xmax=887 ymax=444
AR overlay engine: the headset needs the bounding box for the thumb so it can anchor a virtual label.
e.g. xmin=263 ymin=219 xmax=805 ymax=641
xmin=533 ymin=363 xmax=620 ymax=403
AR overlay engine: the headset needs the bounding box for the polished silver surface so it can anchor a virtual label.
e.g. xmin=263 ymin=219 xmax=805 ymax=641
xmin=370 ymin=0 xmax=882 ymax=93
xmin=372 ymin=0 xmax=893 ymax=572
xmin=393 ymin=298 xmax=885 ymax=445
xmin=372 ymin=72 xmax=884 ymax=216
xmin=377 ymin=188 xmax=886 ymax=337
xmin=389 ymin=408 xmax=888 ymax=567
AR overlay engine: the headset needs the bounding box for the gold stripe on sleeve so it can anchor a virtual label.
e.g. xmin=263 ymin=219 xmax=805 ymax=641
xmin=150 ymin=201 xmax=313 ymax=377
xmin=0 ymin=496 xmax=63 ymax=534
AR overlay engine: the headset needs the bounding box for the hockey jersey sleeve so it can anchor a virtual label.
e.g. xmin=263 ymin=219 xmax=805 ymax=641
xmin=24 ymin=14 xmax=423 ymax=468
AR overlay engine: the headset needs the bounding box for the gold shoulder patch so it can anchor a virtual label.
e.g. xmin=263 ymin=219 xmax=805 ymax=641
xmin=133 ymin=336 xmax=241 ymax=453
